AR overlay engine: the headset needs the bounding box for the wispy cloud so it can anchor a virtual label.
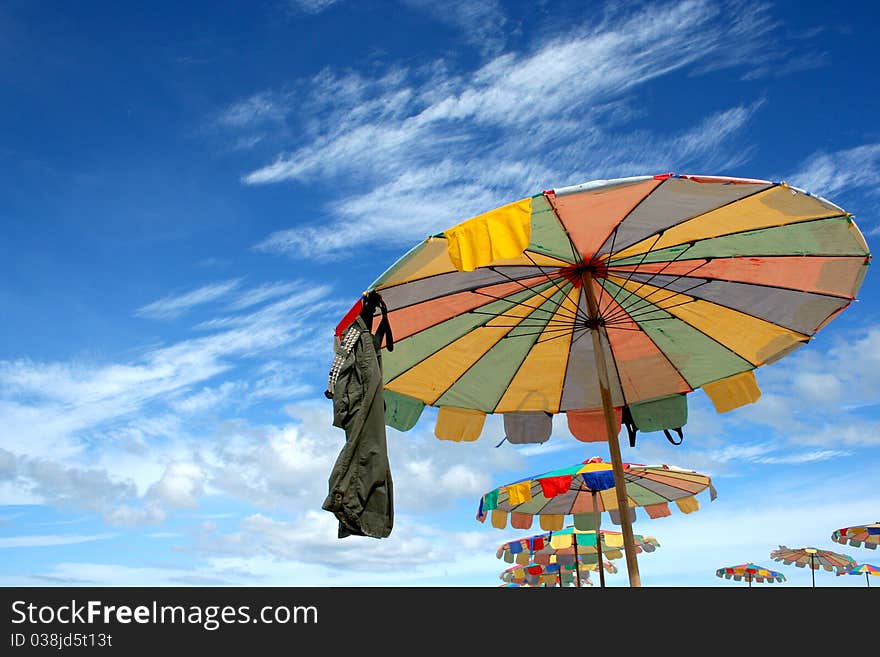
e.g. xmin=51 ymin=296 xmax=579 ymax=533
xmin=135 ymin=279 xmax=242 ymax=320
xmin=288 ymin=0 xmax=341 ymax=15
xmin=239 ymin=1 xmax=805 ymax=259
xmin=0 ymin=278 xmax=339 ymax=525
xmin=216 ymin=93 xmax=288 ymax=129
xmin=0 ymin=533 xmax=116 ymax=548
xmin=789 ymin=143 xmax=880 ymax=200
xmin=754 ymin=450 xmax=849 ymax=464
xmin=225 ymin=281 xmax=301 ymax=311
xmin=401 ymin=0 xmax=509 ymax=56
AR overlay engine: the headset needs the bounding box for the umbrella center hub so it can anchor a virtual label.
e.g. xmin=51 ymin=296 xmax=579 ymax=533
xmin=558 ymin=261 xmax=609 ymax=286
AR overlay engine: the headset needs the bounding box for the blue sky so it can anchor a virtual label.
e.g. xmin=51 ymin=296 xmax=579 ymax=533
xmin=1 ymin=0 xmax=878 ymax=588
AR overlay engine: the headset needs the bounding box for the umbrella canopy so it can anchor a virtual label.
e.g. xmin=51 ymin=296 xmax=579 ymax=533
xmin=478 ymin=457 xmax=712 ymax=587
xmin=836 ymin=563 xmax=879 ymax=587
xmin=476 ymin=457 xmax=715 ymax=528
xmin=500 ymin=560 xmax=609 ymax=587
xmin=497 ymin=527 xmax=660 ymax=564
xmin=832 ymin=522 xmax=880 ymax=550
xmin=341 ymin=172 xmax=869 ymax=586
xmin=770 ymin=545 xmax=858 ymax=587
xmin=715 ymin=562 xmax=786 ymax=586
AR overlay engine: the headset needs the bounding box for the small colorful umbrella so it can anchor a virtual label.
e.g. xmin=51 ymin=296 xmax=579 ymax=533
xmin=477 ymin=457 xmax=716 ymax=528
xmin=836 ymin=563 xmax=879 ymax=587
xmin=831 ymin=522 xmax=880 ymax=550
xmin=715 ymin=562 xmax=786 ymax=587
xmin=770 ymin=545 xmax=858 ymax=587
xmin=497 ymin=527 xmax=660 ymax=588
xmin=500 ymin=560 xmax=610 ymax=587
xmin=477 ymin=457 xmax=713 ymax=586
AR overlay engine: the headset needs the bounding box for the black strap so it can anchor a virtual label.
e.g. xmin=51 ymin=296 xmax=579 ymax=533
xmin=375 ymin=295 xmax=394 ymax=352
xmin=360 ymin=291 xmax=394 ymax=352
xmin=663 ymin=427 xmax=684 ymax=445
xmin=622 ymin=406 xmax=638 ymax=448
xmin=622 ymin=405 xmax=684 ymax=446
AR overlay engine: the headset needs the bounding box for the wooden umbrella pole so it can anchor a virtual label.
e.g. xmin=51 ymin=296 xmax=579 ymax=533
xmin=811 ymin=554 xmax=815 ymax=588
xmin=573 ymin=535 xmax=582 ymax=587
xmin=583 ymin=270 xmax=641 ymax=588
xmin=592 ymin=491 xmax=606 ymax=588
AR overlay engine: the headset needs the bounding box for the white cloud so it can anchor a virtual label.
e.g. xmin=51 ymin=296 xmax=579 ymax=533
xmin=216 ymin=93 xmax=288 ymax=129
xmin=135 ymin=279 xmax=241 ymax=320
xmin=0 ymin=533 xmax=116 ymax=548
xmin=288 ymin=0 xmax=341 ymax=14
xmin=789 ymin=143 xmax=880 ymax=200
xmin=147 ymin=462 xmax=206 ymax=509
xmin=225 ymin=281 xmax=301 ymax=311
xmin=0 ymin=448 xmax=138 ymax=513
xmin=104 ymin=502 xmax=166 ymax=527
xmin=0 ymin=286 xmax=335 ymax=461
xmin=241 ymin=2 xmax=795 ymax=259
xmin=754 ymin=450 xmax=849 ymax=464
xmin=401 ymin=0 xmax=509 ymax=56
xmin=170 ymin=382 xmax=245 ymax=414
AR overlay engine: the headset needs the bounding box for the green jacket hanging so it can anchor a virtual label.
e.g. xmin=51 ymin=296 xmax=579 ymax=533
xmin=322 ymin=311 xmax=394 ymax=539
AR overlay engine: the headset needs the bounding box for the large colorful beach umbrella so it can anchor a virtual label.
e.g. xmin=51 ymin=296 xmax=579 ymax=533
xmin=770 ymin=546 xmax=857 ymax=587
xmin=338 ymin=172 xmax=870 ymax=586
xmin=836 ymin=563 xmax=879 ymax=587
xmin=832 ymin=522 xmax=879 ymax=550
xmin=497 ymin=526 xmax=659 ymax=588
xmin=715 ymin=562 xmax=786 ymax=587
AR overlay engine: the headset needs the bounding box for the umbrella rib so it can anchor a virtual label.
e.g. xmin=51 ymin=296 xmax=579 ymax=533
xmin=606 ymin=212 xmax=855 ymax=267
xmin=600 ymin=242 xmax=697 ymax=324
xmin=490 ymin=323 xmax=575 ymax=331
xmin=604 ymin=256 xmax=864 ymax=301
xmin=592 ymin=280 xmax=701 ymax=394
xmin=601 ymin=324 xmax=662 ymax=332
xmin=533 ymin=325 xmax=583 ymax=345
xmin=484 ymin=323 xmax=576 ymax=330
xmin=569 ymin=324 xmax=591 ymax=346
xmin=603 ymin=181 xmax=784 ymax=254
xmin=522 ymin=251 xmax=590 ymax=324
xmin=501 ymin=325 xmax=576 ymax=340
xmin=600 ymin=257 xmax=710 ymax=324
xmin=611 ymin=277 xmax=825 ymax=337
xmin=470 ymin=285 xmax=580 ymax=323
xmin=378 ymin=264 xmax=558 ymax=293
xmin=619 ymin=295 xmax=703 ymax=322
xmin=467 ymin=309 xmax=576 ymax=324
xmin=595 ymin=224 xmax=620 ymax=316
xmin=487 ymin=294 xmax=575 ymax=415
xmin=386 ymin=287 xmax=572 ymax=395
xmin=484 ymin=268 xmax=582 ymax=322
xmin=599 ymin=233 xmax=664 ymax=317
xmin=605 ymin=280 xmax=710 ymax=324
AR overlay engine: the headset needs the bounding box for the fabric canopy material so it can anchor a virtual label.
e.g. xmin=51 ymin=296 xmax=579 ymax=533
xmin=770 ymin=545 xmax=857 ymax=587
xmin=496 ymin=527 xmax=660 ymax=564
xmin=715 ymin=562 xmax=786 ymax=585
xmin=837 ymin=563 xmax=879 ymax=587
xmin=500 ymin=560 xmax=612 ymax=586
xmin=832 ymin=522 xmax=879 ymax=550
xmin=476 ymin=457 xmax=716 ymax=530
